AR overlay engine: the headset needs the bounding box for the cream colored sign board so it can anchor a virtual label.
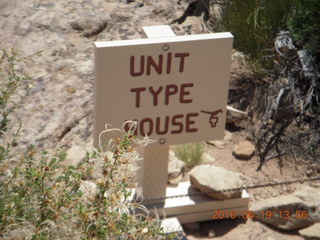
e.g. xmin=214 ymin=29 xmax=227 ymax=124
xmin=94 ymin=32 xmax=233 ymax=146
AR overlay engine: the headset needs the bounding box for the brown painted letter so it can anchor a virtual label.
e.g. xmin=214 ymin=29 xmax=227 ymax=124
xmin=171 ymin=114 xmax=184 ymax=134
xmin=149 ymin=86 xmax=163 ymax=106
xmin=156 ymin=116 xmax=169 ymax=135
xmin=140 ymin=118 xmax=153 ymax=136
xmin=186 ymin=112 xmax=198 ymax=132
xmin=130 ymin=87 xmax=146 ymax=108
xmin=166 ymin=52 xmax=172 ymax=74
xmin=165 ymin=84 xmax=178 ymax=105
xmin=147 ymin=55 xmax=163 ymax=75
xmin=130 ymin=56 xmax=145 ymax=77
xmin=174 ymin=53 xmax=190 ymax=73
xmin=180 ymin=83 xmax=193 ymax=103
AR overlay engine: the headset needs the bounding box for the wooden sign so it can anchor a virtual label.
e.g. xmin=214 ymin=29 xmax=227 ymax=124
xmin=94 ymin=32 xmax=233 ymax=146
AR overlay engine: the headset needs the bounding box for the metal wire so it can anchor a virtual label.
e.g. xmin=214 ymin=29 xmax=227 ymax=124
xmin=136 ymin=176 xmax=320 ymax=203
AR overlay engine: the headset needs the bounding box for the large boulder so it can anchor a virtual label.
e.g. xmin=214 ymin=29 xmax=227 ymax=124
xmin=0 ymin=0 xmax=207 ymax=162
xmin=189 ymin=164 xmax=244 ymax=200
xmin=251 ymin=185 xmax=320 ymax=230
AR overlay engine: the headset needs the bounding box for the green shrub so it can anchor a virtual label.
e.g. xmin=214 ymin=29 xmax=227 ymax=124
xmin=287 ymin=0 xmax=320 ymax=60
xmin=1 ymin=131 xmax=173 ymax=239
xmin=174 ymin=142 xmax=204 ymax=168
xmin=0 ymin=50 xmax=176 ymax=239
xmin=0 ymin=49 xmax=31 ymax=139
xmin=215 ymin=0 xmax=320 ymax=73
xmin=216 ymin=0 xmax=297 ymax=74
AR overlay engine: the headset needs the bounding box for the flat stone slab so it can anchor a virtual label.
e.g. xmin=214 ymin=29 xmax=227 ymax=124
xmin=233 ymin=141 xmax=255 ymax=160
xmin=190 ymin=164 xmax=243 ymax=200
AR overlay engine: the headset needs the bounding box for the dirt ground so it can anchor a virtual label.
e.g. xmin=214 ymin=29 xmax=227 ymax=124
xmin=181 ymin=127 xmax=319 ymax=240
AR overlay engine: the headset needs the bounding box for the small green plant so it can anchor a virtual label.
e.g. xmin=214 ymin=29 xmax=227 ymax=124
xmin=174 ymin=142 xmax=204 ymax=168
xmin=0 ymin=49 xmax=31 ymax=138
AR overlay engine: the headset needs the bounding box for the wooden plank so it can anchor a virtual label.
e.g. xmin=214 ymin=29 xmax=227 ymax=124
xmin=144 ymin=181 xmax=249 ymax=223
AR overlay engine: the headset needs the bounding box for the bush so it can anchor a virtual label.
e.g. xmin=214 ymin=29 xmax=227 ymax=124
xmin=174 ymin=142 xmax=204 ymax=168
xmin=213 ymin=0 xmax=320 ymax=169
xmin=0 ymin=50 xmax=176 ymax=239
xmin=287 ymin=0 xmax=320 ymax=61
xmin=1 ymin=130 xmax=173 ymax=239
xmin=216 ymin=0 xmax=297 ymax=74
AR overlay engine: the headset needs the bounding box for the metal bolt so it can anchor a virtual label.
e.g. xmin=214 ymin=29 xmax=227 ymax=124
xmin=159 ymin=138 xmax=166 ymax=144
xmin=162 ymin=44 xmax=169 ymax=51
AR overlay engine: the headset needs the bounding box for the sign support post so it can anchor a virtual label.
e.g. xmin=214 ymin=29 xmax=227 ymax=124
xmin=135 ymin=26 xmax=176 ymax=203
xmin=137 ymin=145 xmax=169 ymax=202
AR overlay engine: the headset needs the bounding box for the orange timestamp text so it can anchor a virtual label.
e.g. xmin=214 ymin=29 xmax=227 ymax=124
xmin=212 ymin=210 xmax=308 ymax=220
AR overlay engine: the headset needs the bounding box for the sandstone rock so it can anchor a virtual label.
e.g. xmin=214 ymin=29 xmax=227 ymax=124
xmin=207 ymin=130 xmax=232 ymax=149
xmin=233 ymin=141 xmax=255 ymax=160
xmin=0 ymin=0 xmax=194 ymax=160
xmin=299 ymin=222 xmax=320 ymax=240
xmin=201 ymin=152 xmax=215 ymax=164
xmin=293 ymin=185 xmax=320 ymax=209
xmin=230 ymin=50 xmax=253 ymax=82
xmin=189 ymin=164 xmax=243 ymax=200
xmin=266 ymin=237 xmax=277 ymax=240
xmin=172 ymin=16 xmax=210 ymax=35
xmin=226 ymin=105 xmax=248 ymax=124
xmin=251 ymin=193 xmax=319 ymax=230
xmin=65 ymin=141 xmax=92 ymax=165
xmin=168 ymin=150 xmax=186 ymax=185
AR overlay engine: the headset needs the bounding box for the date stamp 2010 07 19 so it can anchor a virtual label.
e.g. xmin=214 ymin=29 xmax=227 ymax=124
xmin=212 ymin=210 xmax=309 ymax=220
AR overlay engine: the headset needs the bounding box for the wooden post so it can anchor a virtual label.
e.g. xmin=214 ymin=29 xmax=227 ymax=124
xmin=135 ymin=26 xmax=176 ymax=202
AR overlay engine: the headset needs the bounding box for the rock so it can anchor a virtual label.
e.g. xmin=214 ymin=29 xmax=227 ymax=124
xmin=266 ymin=237 xmax=277 ymax=240
xmin=251 ymin=193 xmax=319 ymax=230
xmin=230 ymin=50 xmax=253 ymax=82
xmin=65 ymin=141 xmax=92 ymax=165
xmin=168 ymin=150 xmax=186 ymax=185
xmin=293 ymin=185 xmax=320 ymax=206
xmin=0 ymin=0 xmax=194 ymax=160
xmin=201 ymin=152 xmax=215 ymax=164
xmin=189 ymin=164 xmax=244 ymax=200
xmin=299 ymin=223 xmax=320 ymax=240
xmin=172 ymin=16 xmax=210 ymax=35
xmin=233 ymin=141 xmax=255 ymax=160
xmin=226 ymin=106 xmax=248 ymax=124
xmin=207 ymin=228 xmax=216 ymax=238
xmin=207 ymin=130 xmax=232 ymax=149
